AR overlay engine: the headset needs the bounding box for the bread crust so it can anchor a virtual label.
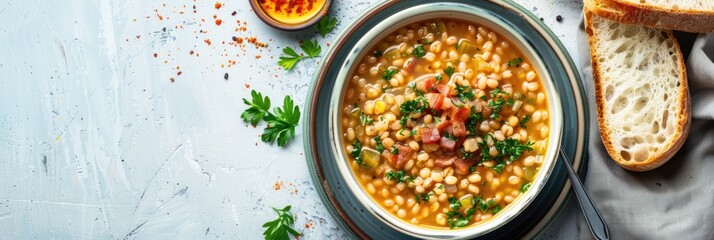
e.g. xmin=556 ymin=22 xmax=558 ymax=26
xmin=590 ymin=0 xmax=714 ymax=33
xmin=583 ymin=9 xmax=691 ymax=172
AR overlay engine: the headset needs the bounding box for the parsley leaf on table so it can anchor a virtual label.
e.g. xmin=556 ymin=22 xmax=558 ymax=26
xmin=278 ymin=39 xmax=322 ymax=70
xmin=277 ymin=47 xmax=302 ymax=71
xmin=262 ymin=205 xmax=302 ymax=240
xmin=241 ymin=90 xmax=271 ymax=125
xmin=300 ymin=39 xmax=321 ymax=58
xmin=314 ymin=15 xmax=338 ymax=37
xmin=241 ymin=90 xmax=301 ymax=147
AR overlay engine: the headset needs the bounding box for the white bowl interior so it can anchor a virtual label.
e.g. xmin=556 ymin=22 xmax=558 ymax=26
xmin=328 ymin=3 xmax=563 ymax=239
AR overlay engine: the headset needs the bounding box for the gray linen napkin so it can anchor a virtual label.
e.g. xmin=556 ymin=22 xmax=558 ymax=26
xmin=567 ymin=21 xmax=714 ymax=239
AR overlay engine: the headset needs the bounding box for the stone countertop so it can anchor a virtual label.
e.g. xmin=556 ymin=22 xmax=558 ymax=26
xmin=0 ymin=0 xmax=583 ymax=238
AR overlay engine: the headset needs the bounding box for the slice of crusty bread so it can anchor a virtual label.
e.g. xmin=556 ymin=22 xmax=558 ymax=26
xmin=585 ymin=0 xmax=714 ymax=33
xmin=584 ymin=9 xmax=691 ymax=171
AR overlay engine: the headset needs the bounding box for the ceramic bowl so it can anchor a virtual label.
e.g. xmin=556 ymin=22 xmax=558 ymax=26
xmin=303 ymin=1 xmax=589 ymax=239
xmin=327 ymin=3 xmax=563 ymax=239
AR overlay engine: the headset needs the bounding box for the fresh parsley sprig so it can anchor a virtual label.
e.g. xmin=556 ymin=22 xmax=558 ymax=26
xmin=351 ymin=140 xmax=363 ymax=165
xmin=314 ymin=16 xmax=338 ymax=37
xmin=241 ymin=90 xmax=301 ymax=147
xmin=507 ymin=57 xmax=523 ymax=67
xmin=262 ymin=205 xmax=302 ymax=240
xmin=278 ymin=39 xmax=322 ymax=70
xmin=385 ymin=170 xmax=413 ymax=184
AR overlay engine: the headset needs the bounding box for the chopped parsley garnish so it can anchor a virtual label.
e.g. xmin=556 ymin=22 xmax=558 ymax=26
xmin=462 ymin=149 xmax=474 ymax=159
xmin=487 ymin=97 xmax=506 ymax=119
xmin=491 ymin=162 xmax=506 ymax=174
xmin=489 ymin=88 xmax=509 ymax=97
xmin=416 ymin=192 xmax=433 ymax=205
xmin=391 ymin=146 xmax=399 ymax=154
xmin=262 ymin=205 xmax=302 ymax=240
xmin=506 ymin=98 xmax=515 ymax=106
xmin=520 ymin=115 xmax=531 ymax=128
xmin=351 ymin=140 xmax=363 ymax=165
xmin=490 ymin=205 xmax=503 ymax=214
xmin=435 ymin=74 xmax=443 ymax=82
xmin=520 ymin=182 xmax=532 ymax=192
xmin=383 ymin=69 xmax=398 ymax=81
xmin=495 ymin=138 xmax=534 ymax=162
xmin=373 ymin=136 xmax=384 ymax=153
xmin=444 ymin=132 xmax=458 ymax=141
xmin=446 ymin=197 xmax=476 ymax=229
xmin=412 ymin=44 xmax=426 ymax=58
xmin=480 ymin=135 xmax=534 ymax=166
xmin=385 ymin=170 xmax=413 ymax=184
xmin=359 ymin=112 xmax=373 ymax=126
xmin=465 ymin=106 xmax=482 ymax=137
xmin=456 ymin=85 xmax=476 ymax=102
xmin=507 ymin=57 xmax=523 ymax=67
xmin=421 ymin=37 xmax=433 ymax=45
xmin=444 ymin=66 xmax=455 ymax=77
xmin=241 ymin=90 xmax=301 ymax=147
xmin=474 ymin=196 xmax=498 ymax=213
xmin=373 ymin=50 xmax=383 ymax=57
xmin=399 ymin=97 xmax=428 ymax=127
xmin=408 ymin=82 xmax=425 ymax=96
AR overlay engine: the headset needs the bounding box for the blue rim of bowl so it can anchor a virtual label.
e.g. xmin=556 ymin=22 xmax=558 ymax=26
xmin=328 ymin=4 xmax=564 ymax=239
xmin=303 ymin=0 xmax=589 ymax=239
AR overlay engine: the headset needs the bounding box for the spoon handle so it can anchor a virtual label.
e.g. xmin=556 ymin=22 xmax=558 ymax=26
xmin=559 ymin=148 xmax=610 ymax=240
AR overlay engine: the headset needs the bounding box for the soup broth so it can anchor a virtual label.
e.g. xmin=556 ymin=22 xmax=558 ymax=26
xmin=340 ymin=19 xmax=550 ymax=229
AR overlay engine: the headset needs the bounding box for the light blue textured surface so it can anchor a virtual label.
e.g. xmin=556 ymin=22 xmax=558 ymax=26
xmin=0 ymin=0 xmax=583 ymax=238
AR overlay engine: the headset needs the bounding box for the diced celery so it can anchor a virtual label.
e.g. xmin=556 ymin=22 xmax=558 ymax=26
xmin=524 ymin=167 xmax=536 ymax=181
xmin=459 ymin=194 xmax=474 ymax=214
xmin=382 ymin=46 xmax=401 ymax=61
xmin=456 ymin=39 xmax=479 ymax=56
xmin=361 ymin=148 xmax=381 ymax=171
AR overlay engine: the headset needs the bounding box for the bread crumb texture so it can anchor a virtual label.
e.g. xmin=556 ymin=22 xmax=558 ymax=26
xmin=591 ymin=15 xmax=682 ymax=163
xmin=618 ymin=0 xmax=714 ymax=11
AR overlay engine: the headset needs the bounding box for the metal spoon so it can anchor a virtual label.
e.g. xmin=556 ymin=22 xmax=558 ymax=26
xmin=559 ymin=147 xmax=610 ymax=240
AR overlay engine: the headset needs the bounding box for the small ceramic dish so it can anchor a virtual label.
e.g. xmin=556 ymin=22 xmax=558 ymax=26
xmin=303 ymin=1 xmax=590 ymax=239
xmin=249 ymin=0 xmax=332 ymax=31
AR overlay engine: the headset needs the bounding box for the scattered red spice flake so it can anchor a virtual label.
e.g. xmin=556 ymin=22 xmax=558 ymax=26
xmin=245 ymin=37 xmax=268 ymax=48
xmin=245 ymin=83 xmax=250 ymax=89
xmin=204 ymin=39 xmax=212 ymax=45
xmin=273 ymin=181 xmax=283 ymax=190
xmin=255 ymin=55 xmax=261 ymax=59
xmin=153 ymin=53 xmax=158 ymax=58
xmin=157 ymin=14 xmax=163 ymax=20
xmin=177 ymin=71 xmax=182 ymax=76
xmin=305 ymin=220 xmax=315 ymax=229
xmin=215 ymin=19 xmax=223 ymax=26
xmin=231 ymin=11 xmax=237 ymax=16
xmin=214 ymin=2 xmax=223 ymax=9
xmin=189 ymin=50 xmax=195 ymax=55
